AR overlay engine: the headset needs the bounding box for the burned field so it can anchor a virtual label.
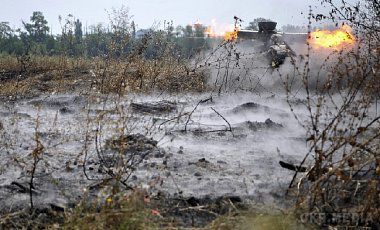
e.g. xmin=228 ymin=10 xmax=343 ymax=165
xmin=0 ymin=2 xmax=380 ymax=229
xmin=0 ymin=90 xmax=311 ymax=228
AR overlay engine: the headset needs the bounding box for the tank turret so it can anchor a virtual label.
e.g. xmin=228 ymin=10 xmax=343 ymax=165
xmin=258 ymin=21 xmax=277 ymax=33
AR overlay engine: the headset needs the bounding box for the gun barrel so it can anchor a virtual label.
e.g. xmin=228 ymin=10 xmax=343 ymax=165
xmin=237 ymin=30 xmax=308 ymax=43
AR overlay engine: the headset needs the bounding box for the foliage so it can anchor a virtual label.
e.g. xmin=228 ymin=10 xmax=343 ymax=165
xmin=245 ymin=18 xmax=272 ymax=30
xmin=0 ymin=10 xmax=212 ymax=59
xmin=22 ymin=11 xmax=49 ymax=43
xmin=0 ymin=22 xmax=12 ymax=39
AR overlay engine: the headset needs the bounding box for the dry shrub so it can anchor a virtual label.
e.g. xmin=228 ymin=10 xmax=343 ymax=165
xmin=0 ymin=39 xmax=208 ymax=97
xmin=88 ymin=6 xmax=208 ymax=95
xmin=95 ymin=57 xmax=207 ymax=94
xmin=209 ymin=212 xmax=309 ymax=230
xmin=0 ymin=55 xmax=93 ymax=97
xmin=283 ymin=3 xmax=380 ymax=228
xmin=0 ymin=54 xmax=208 ymax=98
xmin=64 ymin=189 xmax=156 ymax=229
xmin=0 ymin=55 xmax=91 ymax=74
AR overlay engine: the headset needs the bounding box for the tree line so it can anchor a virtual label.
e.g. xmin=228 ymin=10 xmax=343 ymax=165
xmin=0 ymin=11 xmax=213 ymax=59
xmin=0 ymin=11 xmax=308 ymax=59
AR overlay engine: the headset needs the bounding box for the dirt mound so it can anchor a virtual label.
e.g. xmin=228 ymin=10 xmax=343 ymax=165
xmin=232 ymin=102 xmax=262 ymax=113
xmin=231 ymin=102 xmax=288 ymax=117
xmin=131 ymin=101 xmax=177 ymax=114
xmin=28 ymin=95 xmax=85 ymax=109
xmin=102 ymin=134 xmax=165 ymax=168
xmin=105 ymin=134 xmax=158 ymax=153
xmin=235 ymin=118 xmax=284 ymax=131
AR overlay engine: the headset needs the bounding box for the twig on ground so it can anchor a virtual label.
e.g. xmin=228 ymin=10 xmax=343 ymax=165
xmin=184 ymin=97 xmax=213 ymax=131
xmin=210 ymin=107 xmax=233 ymax=134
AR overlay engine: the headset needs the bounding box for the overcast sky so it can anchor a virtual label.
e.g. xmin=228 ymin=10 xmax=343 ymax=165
xmin=0 ymin=0 xmax=347 ymax=34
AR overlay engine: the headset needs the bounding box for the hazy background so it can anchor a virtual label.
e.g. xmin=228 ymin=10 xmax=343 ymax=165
xmin=1 ymin=0 xmax=334 ymax=34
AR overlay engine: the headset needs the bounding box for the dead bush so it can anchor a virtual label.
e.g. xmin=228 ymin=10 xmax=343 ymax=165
xmin=283 ymin=3 xmax=380 ymax=228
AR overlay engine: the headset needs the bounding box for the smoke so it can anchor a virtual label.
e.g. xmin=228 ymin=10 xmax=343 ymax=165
xmin=197 ymin=38 xmax=355 ymax=96
xmin=196 ymin=40 xmax=299 ymax=94
xmin=198 ymin=40 xmax=276 ymax=94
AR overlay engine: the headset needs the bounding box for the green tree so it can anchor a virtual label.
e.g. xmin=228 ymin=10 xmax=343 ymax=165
xmin=131 ymin=20 xmax=136 ymax=38
xmin=45 ymin=35 xmax=57 ymax=55
xmin=246 ymin=18 xmax=272 ymax=31
xmin=0 ymin=22 xmax=12 ymax=39
xmin=73 ymin=19 xmax=84 ymax=56
xmin=23 ymin=11 xmax=49 ymax=42
xmin=59 ymin=14 xmax=85 ymax=56
xmin=74 ymin=19 xmax=83 ymax=45
xmin=194 ymin=23 xmax=206 ymax=37
xmin=84 ymin=24 xmax=109 ymax=57
xmin=0 ymin=22 xmax=13 ymax=54
xmin=184 ymin=25 xmax=193 ymax=37
xmin=165 ymin=21 xmax=175 ymax=39
xmin=175 ymin=25 xmax=184 ymax=37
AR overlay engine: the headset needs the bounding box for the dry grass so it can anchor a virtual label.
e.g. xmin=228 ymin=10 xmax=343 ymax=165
xmin=281 ymin=5 xmax=380 ymax=228
xmin=97 ymin=58 xmax=207 ymax=94
xmin=0 ymin=55 xmax=91 ymax=74
xmin=0 ymin=55 xmax=93 ymax=97
xmin=64 ymin=189 xmax=157 ymax=230
xmin=208 ymin=212 xmax=312 ymax=230
xmin=0 ymin=54 xmax=207 ymax=98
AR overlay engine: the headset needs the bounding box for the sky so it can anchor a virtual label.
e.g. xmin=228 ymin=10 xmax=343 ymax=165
xmin=0 ymin=0 xmax=343 ymax=34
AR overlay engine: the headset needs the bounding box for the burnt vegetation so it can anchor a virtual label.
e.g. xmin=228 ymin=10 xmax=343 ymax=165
xmin=283 ymin=1 xmax=380 ymax=228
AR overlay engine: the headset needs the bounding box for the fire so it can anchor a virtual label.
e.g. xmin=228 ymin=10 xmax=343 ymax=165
xmin=204 ymin=19 xmax=238 ymax=41
xmin=309 ymin=24 xmax=356 ymax=49
xmin=224 ymin=30 xmax=238 ymax=42
xmin=205 ymin=26 xmax=216 ymax=37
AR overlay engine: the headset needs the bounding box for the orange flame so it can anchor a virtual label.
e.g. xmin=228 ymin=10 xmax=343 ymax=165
xmin=224 ymin=30 xmax=238 ymax=42
xmin=205 ymin=26 xmax=216 ymax=37
xmin=309 ymin=24 xmax=355 ymax=49
xmin=204 ymin=19 xmax=237 ymax=41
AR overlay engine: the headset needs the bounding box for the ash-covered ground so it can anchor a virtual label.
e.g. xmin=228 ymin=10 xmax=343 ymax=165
xmin=0 ymin=40 xmax=339 ymax=228
xmin=0 ymin=91 xmax=311 ymax=214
